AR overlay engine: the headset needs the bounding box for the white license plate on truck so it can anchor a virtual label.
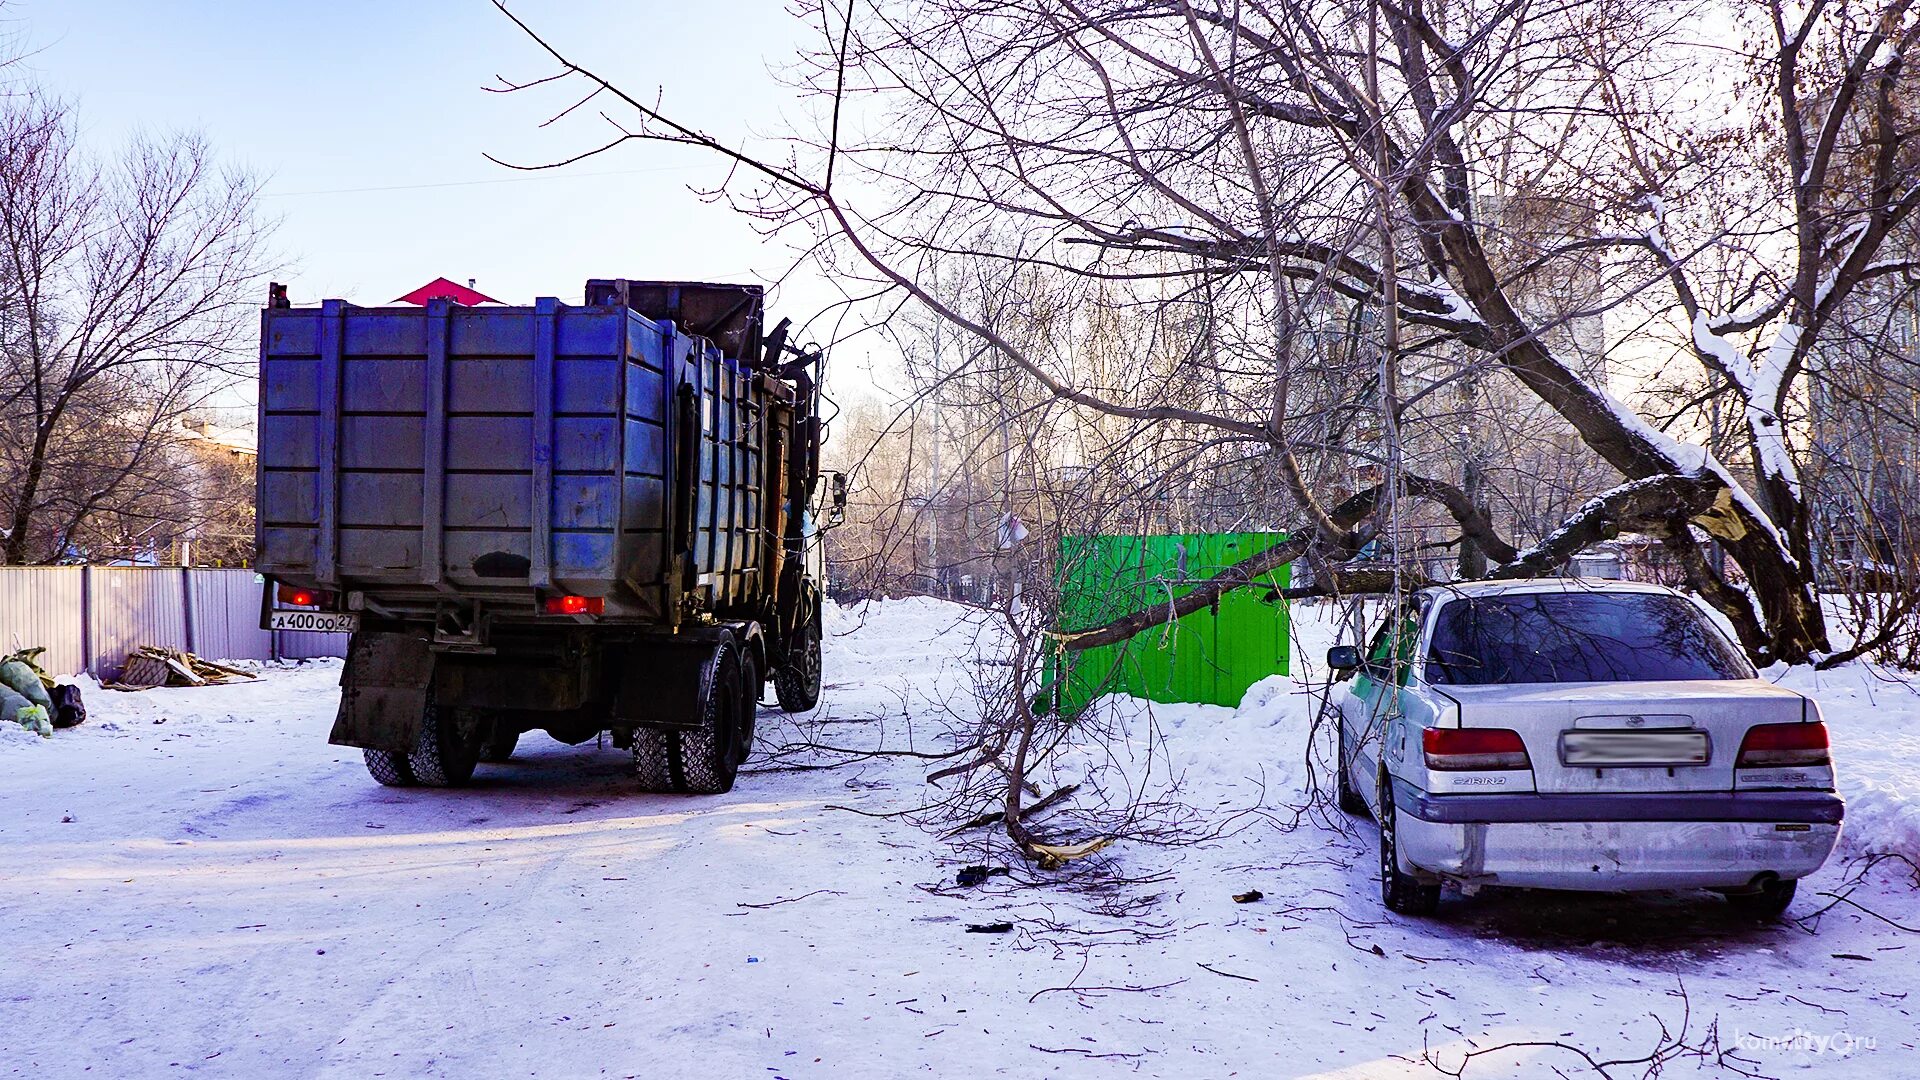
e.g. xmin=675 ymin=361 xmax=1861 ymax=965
xmin=268 ymin=610 xmax=360 ymax=633
xmin=1561 ymin=730 xmax=1709 ymax=766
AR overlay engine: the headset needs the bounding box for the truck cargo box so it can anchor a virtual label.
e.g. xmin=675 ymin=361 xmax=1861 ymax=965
xmin=256 ymin=293 xmax=794 ymax=623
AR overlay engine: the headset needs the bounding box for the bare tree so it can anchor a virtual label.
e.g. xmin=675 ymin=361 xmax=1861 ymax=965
xmin=0 ymin=87 xmax=272 ymax=564
xmin=486 ymin=0 xmax=1920 ymax=667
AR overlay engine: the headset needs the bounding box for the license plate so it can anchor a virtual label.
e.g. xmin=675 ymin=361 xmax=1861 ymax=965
xmin=1561 ymin=730 xmax=1709 ymax=766
xmin=268 ymin=610 xmax=360 ymax=633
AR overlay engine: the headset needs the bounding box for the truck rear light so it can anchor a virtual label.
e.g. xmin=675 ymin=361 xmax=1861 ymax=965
xmin=1424 ymin=727 xmax=1531 ymax=771
xmin=544 ymin=595 xmax=604 ymax=616
xmin=1736 ymin=722 xmax=1829 ymax=768
xmin=276 ymin=584 xmax=333 ymax=608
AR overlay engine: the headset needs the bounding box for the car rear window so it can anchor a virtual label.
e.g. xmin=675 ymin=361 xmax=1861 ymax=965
xmin=1426 ymin=591 xmax=1754 ymax=684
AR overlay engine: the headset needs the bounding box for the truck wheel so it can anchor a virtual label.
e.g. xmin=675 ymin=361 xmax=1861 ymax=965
xmin=478 ymin=720 xmax=519 ymax=763
xmin=632 ymin=727 xmax=675 ymax=792
xmin=735 ymin=654 xmax=760 ymax=761
xmin=408 ymin=705 xmax=479 ymax=787
xmin=363 ymin=748 xmax=416 ymax=787
xmin=633 ymin=639 xmax=750 ymax=794
xmin=1379 ymin=774 xmax=1440 ymax=916
xmin=774 ymin=609 xmax=822 ymax=713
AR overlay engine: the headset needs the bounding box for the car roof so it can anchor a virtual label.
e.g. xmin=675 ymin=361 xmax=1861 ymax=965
xmin=1417 ymin=577 xmax=1681 ymax=601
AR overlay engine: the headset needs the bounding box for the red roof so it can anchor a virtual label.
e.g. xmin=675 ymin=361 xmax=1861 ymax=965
xmin=395 ymin=277 xmax=499 ymax=306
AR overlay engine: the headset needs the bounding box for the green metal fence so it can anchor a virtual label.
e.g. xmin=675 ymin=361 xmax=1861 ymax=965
xmin=1050 ymin=532 xmax=1290 ymax=710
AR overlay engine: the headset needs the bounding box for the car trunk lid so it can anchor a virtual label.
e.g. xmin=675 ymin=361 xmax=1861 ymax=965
xmin=1436 ymin=680 xmax=1806 ymax=793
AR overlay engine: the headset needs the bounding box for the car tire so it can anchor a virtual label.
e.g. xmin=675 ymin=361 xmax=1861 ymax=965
xmin=407 ymin=705 xmax=479 ymax=787
xmin=1379 ymin=774 xmax=1440 ymax=916
xmin=363 ymin=747 xmax=416 ymax=787
xmin=1332 ymin=706 xmax=1367 ymax=815
xmin=1725 ymin=877 xmax=1797 ymax=920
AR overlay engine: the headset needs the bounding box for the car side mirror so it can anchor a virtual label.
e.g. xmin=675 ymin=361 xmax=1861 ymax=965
xmin=1327 ymin=645 xmax=1363 ymax=672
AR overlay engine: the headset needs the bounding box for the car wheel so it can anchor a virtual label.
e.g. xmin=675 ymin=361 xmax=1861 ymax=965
xmin=1378 ymin=773 xmax=1440 ymax=916
xmin=1725 ymin=877 xmax=1797 ymax=920
xmin=1332 ymin=705 xmax=1367 ymax=815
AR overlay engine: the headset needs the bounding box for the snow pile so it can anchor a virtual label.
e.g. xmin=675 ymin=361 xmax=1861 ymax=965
xmin=0 ymin=716 xmax=49 ymax=747
xmin=1774 ymin=662 xmax=1920 ymax=858
xmin=1 ymin=599 xmax=1915 ymax=1078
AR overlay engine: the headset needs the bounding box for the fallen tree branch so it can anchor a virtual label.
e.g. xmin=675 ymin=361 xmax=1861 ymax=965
xmin=736 ymin=890 xmax=845 ymax=909
xmin=1195 ymin=961 xmax=1259 ymax=982
xmin=943 ymin=783 xmax=1081 ymax=838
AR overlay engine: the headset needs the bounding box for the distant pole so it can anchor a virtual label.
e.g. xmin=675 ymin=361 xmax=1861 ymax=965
xmin=928 ymin=320 xmax=943 ymax=597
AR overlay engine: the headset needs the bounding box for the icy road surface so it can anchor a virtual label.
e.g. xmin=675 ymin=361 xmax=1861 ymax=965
xmin=2 ymin=598 xmax=1917 ymax=1078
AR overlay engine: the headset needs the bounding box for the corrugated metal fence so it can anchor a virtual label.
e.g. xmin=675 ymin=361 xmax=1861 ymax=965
xmin=0 ymin=567 xmax=343 ymax=678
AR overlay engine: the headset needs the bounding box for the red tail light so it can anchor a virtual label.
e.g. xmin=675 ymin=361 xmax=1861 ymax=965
xmin=1736 ymin=722 xmax=1829 ymax=768
xmin=276 ymin=584 xmax=329 ymax=608
xmin=544 ymin=595 xmax=604 ymax=616
xmin=1424 ymin=727 xmax=1531 ymax=771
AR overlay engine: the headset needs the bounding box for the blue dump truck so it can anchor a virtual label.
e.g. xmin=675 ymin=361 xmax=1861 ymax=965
xmin=254 ymin=280 xmax=842 ymax=793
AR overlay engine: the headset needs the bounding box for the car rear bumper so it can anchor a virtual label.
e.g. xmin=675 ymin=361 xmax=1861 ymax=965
xmin=1390 ymin=782 xmax=1843 ymax=891
xmin=1393 ymin=783 xmax=1844 ymax=825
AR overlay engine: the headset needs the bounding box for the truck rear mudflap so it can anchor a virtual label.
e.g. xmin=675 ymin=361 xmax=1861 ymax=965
xmin=610 ymin=632 xmax=734 ymax=731
xmin=331 ymin=632 xmax=435 ymax=752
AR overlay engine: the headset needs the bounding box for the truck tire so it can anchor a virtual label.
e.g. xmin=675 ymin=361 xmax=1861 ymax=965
xmin=633 ymin=638 xmax=751 ymax=794
xmin=363 ymin=748 xmax=416 ymax=787
xmin=478 ymin=720 xmax=519 ymax=763
xmin=408 ymin=705 xmax=479 ymax=787
xmin=774 ymin=608 xmax=822 ymax=713
xmin=632 ymin=727 xmax=675 ymax=791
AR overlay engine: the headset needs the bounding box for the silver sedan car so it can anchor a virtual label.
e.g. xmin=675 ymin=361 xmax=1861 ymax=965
xmin=1329 ymin=580 xmax=1842 ymax=918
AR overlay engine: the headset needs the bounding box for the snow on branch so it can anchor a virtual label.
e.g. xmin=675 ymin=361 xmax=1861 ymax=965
xmin=1492 ymin=475 xmax=1719 ymax=579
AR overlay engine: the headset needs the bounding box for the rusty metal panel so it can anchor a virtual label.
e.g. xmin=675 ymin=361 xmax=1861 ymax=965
xmin=87 ymin=569 xmax=190 ymax=680
xmin=0 ymin=567 xmax=86 ymax=676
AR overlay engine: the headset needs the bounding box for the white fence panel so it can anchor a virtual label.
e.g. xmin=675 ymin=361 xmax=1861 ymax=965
xmin=187 ymin=570 xmax=276 ymax=664
xmin=88 ymin=569 xmax=190 ymax=681
xmin=0 ymin=567 xmax=347 ymax=677
xmin=277 ymin=631 xmax=347 ymax=660
xmin=0 ymin=568 xmax=86 ymax=675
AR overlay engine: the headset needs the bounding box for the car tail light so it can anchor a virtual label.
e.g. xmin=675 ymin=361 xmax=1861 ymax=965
xmin=1736 ymin=722 xmax=1829 ymax=768
xmin=544 ymin=595 xmax=604 ymax=616
xmin=276 ymin=584 xmax=332 ymax=608
xmin=1424 ymin=727 xmax=1531 ymax=771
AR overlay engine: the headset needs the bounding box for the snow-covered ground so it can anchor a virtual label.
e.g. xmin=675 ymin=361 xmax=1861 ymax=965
xmin=2 ymin=598 xmax=1916 ymax=1078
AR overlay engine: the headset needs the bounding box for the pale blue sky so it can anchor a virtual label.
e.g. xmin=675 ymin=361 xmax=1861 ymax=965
xmin=18 ymin=0 xmax=850 ymax=348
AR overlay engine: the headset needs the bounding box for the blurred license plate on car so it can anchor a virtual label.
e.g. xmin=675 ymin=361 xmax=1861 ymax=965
xmin=1561 ymin=730 xmax=1708 ymax=766
xmin=268 ymin=610 xmax=359 ymax=633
